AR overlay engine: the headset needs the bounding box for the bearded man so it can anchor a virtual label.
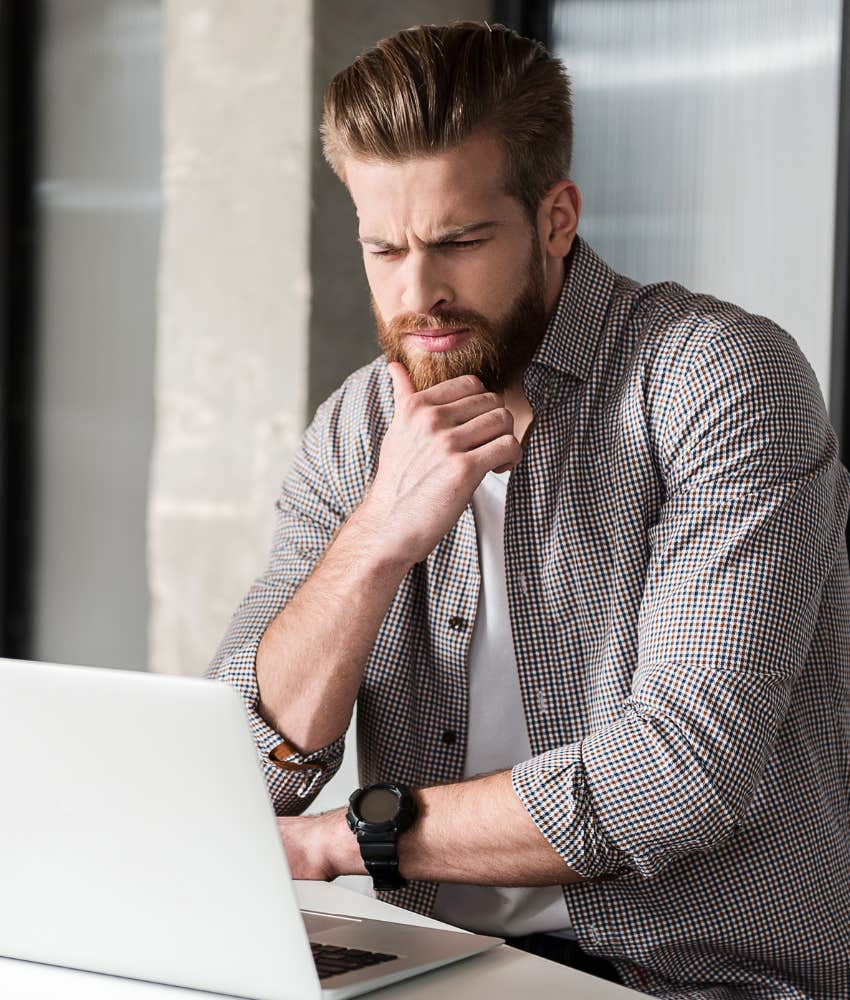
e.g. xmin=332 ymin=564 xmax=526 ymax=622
xmin=209 ymin=21 xmax=850 ymax=998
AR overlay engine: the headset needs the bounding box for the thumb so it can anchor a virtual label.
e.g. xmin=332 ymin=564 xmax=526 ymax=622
xmin=387 ymin=361 xmax=414 ymax=402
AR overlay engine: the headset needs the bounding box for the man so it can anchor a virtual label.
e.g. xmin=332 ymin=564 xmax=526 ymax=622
xmin=209 ymin=21 xmax=850 ymax=998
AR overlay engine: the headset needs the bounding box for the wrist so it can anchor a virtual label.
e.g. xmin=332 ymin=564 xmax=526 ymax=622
xmin=325 ymin=808 xmax=367 ymax=878
xmin=342 ymin=501 xmax=415 ymax=577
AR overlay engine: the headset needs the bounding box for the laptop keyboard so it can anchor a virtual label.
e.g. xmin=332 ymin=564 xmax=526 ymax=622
xmin=310 ymin=942 xmax=398 ymax=980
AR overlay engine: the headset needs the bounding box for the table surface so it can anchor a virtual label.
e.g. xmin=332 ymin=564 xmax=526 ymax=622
xmin=0 ymin=880 xmax=642 ymax=999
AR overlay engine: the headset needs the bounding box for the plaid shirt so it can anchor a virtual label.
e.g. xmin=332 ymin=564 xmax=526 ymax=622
xmin=210 ymin=237 xmax=850 ymax=999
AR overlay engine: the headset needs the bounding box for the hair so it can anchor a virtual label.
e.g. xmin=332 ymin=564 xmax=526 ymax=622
xmin=320 ymin=21 xmax=573 ymax=221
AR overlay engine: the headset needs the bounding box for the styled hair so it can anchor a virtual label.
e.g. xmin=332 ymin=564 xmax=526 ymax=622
xmin=320 ymin=21 xmax=573 ymax=220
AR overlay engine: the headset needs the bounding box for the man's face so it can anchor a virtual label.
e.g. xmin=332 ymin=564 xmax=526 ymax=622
xmin=344 ymin=133 xmax=549 ymax=392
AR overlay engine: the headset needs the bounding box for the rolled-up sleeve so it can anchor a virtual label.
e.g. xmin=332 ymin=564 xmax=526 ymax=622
xmin=208 ymin=390 xmax=351 ymax=814
xmin=512 ymin=320 xmax=850 ymax=879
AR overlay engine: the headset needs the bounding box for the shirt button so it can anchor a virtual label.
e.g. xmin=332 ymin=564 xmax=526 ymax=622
xmin=441 ymin=728 xmax=457 ymax=746
xmin=586 ymin=925 xmax=602 ymax=948
xmin=536 ymin=689 xmax=549 ymax=714
xmin=447 ymin=615 xmax=467 ymax=631
xmin=518 ymin=572 xmax=529 ymax=595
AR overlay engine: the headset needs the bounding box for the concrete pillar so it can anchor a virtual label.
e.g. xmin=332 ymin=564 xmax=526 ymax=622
xmin=151 ymin=1 xmax=313 ymax=675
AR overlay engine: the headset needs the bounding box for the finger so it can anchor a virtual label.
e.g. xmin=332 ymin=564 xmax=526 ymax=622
xmin=449 ymin=407 xmax=515 ymax=451
xmin=416 ymin=373 xmax=486 ymax=405
xmin=438 ymin=391 xmax=504 ymax=427
xmin=387 ymin=362 xmax=414 ymax=403
xmin=470 ymin=434 xmax=523 ymax=475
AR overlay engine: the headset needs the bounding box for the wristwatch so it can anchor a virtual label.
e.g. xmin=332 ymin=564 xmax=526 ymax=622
xmin=346 ymin=783 xmax=417 ymax=891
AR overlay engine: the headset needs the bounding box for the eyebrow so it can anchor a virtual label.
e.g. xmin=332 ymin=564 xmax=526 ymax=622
xmin=358 ymin=220 xmax=499 ymax=251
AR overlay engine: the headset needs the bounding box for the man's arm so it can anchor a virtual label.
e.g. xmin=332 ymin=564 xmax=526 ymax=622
xmin=279 ymin=769 xmax=584 ymax=886
xmin=255 ymin=363 xmax=522 ymax=754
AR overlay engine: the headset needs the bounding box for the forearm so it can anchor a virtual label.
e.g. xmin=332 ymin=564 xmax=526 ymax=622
xmin=256 ymin=504 xmax=409 ymax=752
xmin=404 ymin=771 xmax=583 ymax=885
xmin=325 ymin=770 xmax=584 ymax=886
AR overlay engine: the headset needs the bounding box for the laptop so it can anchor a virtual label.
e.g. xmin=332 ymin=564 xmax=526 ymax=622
xmin=0 ymin=658 xmax=502 ymax=999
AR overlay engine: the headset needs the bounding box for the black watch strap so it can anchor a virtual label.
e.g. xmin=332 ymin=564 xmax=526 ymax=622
xmin=357 ymin=836 xmax=407 ymax=890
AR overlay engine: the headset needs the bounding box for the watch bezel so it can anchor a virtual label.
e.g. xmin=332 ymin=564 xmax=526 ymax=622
xmin=346 ymin=783 xmax=416 ymax=835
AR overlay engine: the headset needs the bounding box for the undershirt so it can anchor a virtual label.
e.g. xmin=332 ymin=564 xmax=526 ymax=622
xmin=430 ymin=470 xmax=574 ymax=938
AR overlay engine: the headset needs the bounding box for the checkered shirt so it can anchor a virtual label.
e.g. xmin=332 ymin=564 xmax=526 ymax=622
xmin=209 ymin=237 xmax=850 ymax=999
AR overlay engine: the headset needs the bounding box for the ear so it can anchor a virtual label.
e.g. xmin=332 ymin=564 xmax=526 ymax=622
xmin=538 ymin=180 xmax=582 ymax=260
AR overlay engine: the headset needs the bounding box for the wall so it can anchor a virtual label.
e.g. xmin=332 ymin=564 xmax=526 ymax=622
xmin=552 ymin=0 xmax=842 ymax=410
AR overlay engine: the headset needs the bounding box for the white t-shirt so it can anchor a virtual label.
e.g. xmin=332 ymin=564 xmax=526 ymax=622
xmin=430 ymin=470 xmax=573 ymax=938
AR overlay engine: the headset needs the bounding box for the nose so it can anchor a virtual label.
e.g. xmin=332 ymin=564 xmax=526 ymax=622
xmin=399 ymin=251 xmax=453 ymax=316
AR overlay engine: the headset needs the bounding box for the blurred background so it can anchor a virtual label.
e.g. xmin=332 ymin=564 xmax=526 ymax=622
xmin=1 ymin=0 xmax=848 ymax=813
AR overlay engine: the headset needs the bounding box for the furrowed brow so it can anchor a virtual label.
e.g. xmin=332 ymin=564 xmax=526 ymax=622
xmin=357 ymin=236 xmax=400 ymax=251
xmin=358 ymin=221 xmax=499 ymax=251
xmin=426 ymin=221 xmax=499 ymax=246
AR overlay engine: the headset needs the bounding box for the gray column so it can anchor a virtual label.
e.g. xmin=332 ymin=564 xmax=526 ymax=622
xmin=151 ymin=1 xmax=313 ymax=675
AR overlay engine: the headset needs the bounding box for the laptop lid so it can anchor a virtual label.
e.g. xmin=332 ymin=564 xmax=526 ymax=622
xmin=0 ymin=657 xmax=322 ymax=1000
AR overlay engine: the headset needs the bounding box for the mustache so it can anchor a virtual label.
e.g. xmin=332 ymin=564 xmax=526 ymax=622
xmin=382 ymin=309 xmax=494 ymax=338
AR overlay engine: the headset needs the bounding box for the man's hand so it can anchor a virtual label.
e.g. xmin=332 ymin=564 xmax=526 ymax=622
xmin=353 ymin=363 xmax=522 ymax=568
xmin=277 ymin=809 xmax=366 ymax=881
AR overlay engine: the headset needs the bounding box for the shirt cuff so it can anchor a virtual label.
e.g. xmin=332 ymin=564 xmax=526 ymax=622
xmin=511 ymin=741 xmax=630 ymax=879
xmin=212 ymin=628 xmax=346 ymax=802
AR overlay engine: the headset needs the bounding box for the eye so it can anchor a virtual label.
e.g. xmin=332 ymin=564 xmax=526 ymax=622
xmin=446 ymin=239 xmax=483 ymax=249
xmin=368 ymin=248 xmax=403 ymax=259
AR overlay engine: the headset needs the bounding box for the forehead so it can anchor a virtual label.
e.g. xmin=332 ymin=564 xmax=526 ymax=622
xmin=344 ymin=133 xmax=519 ymax=237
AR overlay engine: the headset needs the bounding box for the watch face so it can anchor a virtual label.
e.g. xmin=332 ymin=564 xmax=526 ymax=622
xmin=358 ymin=786 xmax=400 ymax=823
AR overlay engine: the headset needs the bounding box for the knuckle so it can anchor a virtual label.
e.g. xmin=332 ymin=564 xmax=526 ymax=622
xmin=497 ymin=407 xmax=514 ymax=430
xmin=423 ymin=409 xmax=442 ymax=434
xmin=440 ymin=432 xmax=459 ymax=458
xmin=487 ymin=408 xmax=512 ymax=432
xmin=447 ymin=454 xmax=469 ymax=483
xmin=442 ymin=425 xmax=460 ymax=451
xmin=398 ymin=395 xmax=417 ymax=419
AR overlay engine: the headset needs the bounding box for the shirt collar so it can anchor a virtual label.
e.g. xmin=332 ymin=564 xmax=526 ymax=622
xmin=529 ymin=235 xmax=616 ymax=383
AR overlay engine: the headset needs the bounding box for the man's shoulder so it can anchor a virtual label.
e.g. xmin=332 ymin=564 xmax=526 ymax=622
xmin=599 ymin=272 xmax=828 ymax=473
xmin=289 ymin=357 xmax=391 ymax=507
xmin=631 ymin=278 xmax=778 ymax=355
xmin=623 ymin=277 xmax=816 ymax=398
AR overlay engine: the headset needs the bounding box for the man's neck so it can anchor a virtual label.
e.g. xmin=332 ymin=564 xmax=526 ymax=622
xmin=504 ymin=379 xmax=535 ymax=448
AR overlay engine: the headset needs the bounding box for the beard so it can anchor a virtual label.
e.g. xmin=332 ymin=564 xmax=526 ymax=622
xmin=373 ymin=252 xmax=548 ymax=393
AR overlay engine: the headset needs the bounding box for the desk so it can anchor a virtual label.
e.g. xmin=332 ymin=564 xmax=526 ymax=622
xmin=0 ymin=881 xmax=642 ymax=999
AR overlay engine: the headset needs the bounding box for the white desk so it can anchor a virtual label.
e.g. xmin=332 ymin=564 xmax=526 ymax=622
xmin=0 ymin=880 xmax=642 ymax=999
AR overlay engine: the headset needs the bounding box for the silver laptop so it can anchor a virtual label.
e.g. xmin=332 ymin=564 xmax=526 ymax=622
xmin=0 ymin=658 xmax=501 ymax=999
